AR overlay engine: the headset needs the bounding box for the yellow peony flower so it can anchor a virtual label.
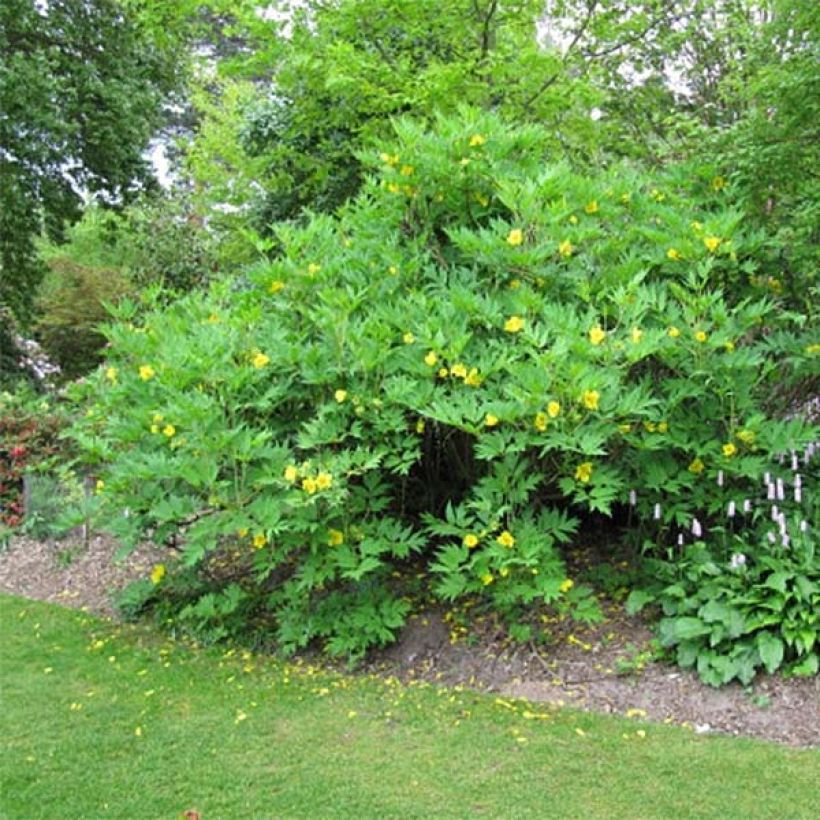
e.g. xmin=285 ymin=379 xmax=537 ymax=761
xmin=438 ymin=367 xmax=449 ymax=378
xmin=722 ymin=442 xmax=737 ymax=458
xmin=695 ymin=330 xmax=708 ymax=343
xmin=582 ymin=390 xmax=600 ymax=411
xmin=504 ymin=315 xmax=524 ymax=333
xmin=150 ymin=564 xmax=166 ymax=585
xmin=547 ymin=401 xmax=561 ymax=419
xmin=496 ymin=530 xmax=516 ymax=548
xmin=416 ymin=419 xmax=426 ymax=434
xmin=307 ymin=263 xmax=321 ymax=276
xmin=302 ymin=477 xmax=317 ymax=494
xmin=506 ymin=228 xmax=524 ymax=246
xmin=560 ymin=578 xmax=574 ymax=593
xmin=469 ymin=134 xmax=486 ymax=147
xmin=105 ymin=366 xmax=118 ymax=382
xmin=712 ymin=176 xmax=726 ymax=191
xmin=569 ymin=214 xmax=578 ymax=224
xmin=315 ymin=472 xmax=333 ymax=490
xmin=534 ymin=412 xmax=548 ymax=432
xmin=252 ymin=533 xmax=267 ymax=549
xmin=703 ymin=236 xmax=721 ymax=253
xmin=237 ymin=527 xmax=249 ymax=538
xmin=736 ymin=429 xmax=756 ymax=445
xmin=424 ymin=351 xmax=438 ymax=367
xmin=667 ymin=326 xmax=681 ymax=338
xmin=657 ymin=421 xmax=668 ymax=434
xmin=484 ymin=413 xmax=499 ymax=427
xmin=252 ymin=351 xmax=270 ymax=369
xmin=138 ymin=365 xmax=155 ymax=381
xmin=327 ymin=529 xmax=344 ymax=547
xmin=269 ymin=280 xmax=285 ymax=293
xmin=150 ymin=424 xmax=159 ymax=434
xmin=666 ymin=248 xmax=681 ymax=261
xmin=400 ymin=165 xmax=414 ymax=177
xmin=589 ymin=325 xmax=606 ymax=345
xmin=558 ymin=239 xmax=573 ymax=258
xmin=463 ymin=533 xmax=479 ymax=548
xmin=284 ymin=465 xmax=298 ymax=483
xmin=162 ymin=424 xmax=176 ymax=437
xmin=584 ymin=200 xmax=599 ymax=214
xmin=334 ymin=389 xmax=347 ymax=403
xmin=403 ymin=332 xmax=415 ymax=344
xmin=631 ymin=327 xmax=643 ymax=344
xmin=575 ymin=462 xmax=593 ymax=483
xmin=464 ymin=368 xmax=482 ymax=387
xmin=482 ymin=573 xmax=494 ymax=586
xmin=451 ymin=363 xmax=467 ymax=379
xmin=688 ymin=457 xmax=705 ymax=474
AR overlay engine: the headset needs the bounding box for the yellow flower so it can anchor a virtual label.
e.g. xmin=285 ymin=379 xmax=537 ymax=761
xmin=582 ymin=390 xmax=600 ymax=411
xmin=252 ymin=351 xmax=270 ymax=369
xmin=569 ymin=214 xmax=578 ymax=224
xmin=482 ymin=573 xmax=494 ymax=586
xmin=499 ymin=567 xmax=509 ymax=578
xmin=560 ymin=579 xmax=574 ymax=593
xmin=589 ymin=325 xmax=606 ymax=345
xmin=469 ymin=134 xmax=486 ymax=147
xmin=547 ymin=401 xmax=561 ymax=419
xmin=162 ymin=424 xmax=176 ymax=437
xmin=284 ymin=465 xmax=299 ymax=483
xmin=307 ymin=263 xmax=321 ymax=276
xmin=237 ymin=527 xmax=249 ymax=538
xmin=150 ymin=424 xmax=160 ymax=434
xmin=438 ymin=367 xmax=450 ymax=378
xmin=380 ymin=152 xmax=399 ymax=166
xmin=424 ymin=351 xmax=438 ymax=367
xmin=711 ymin=176 xmax=726 ymax=191
xmin=451 ymin=363 xmax=467 ymax=379
xmin=644 ymin=421 xmax=657 ymax=433
xmin=703 ymin=236 xmax=721 ymax=253
xmin=691 ymin=220 xmax=703 ymax=233
xmin=688 ymin=457 xmax=705 ymax=474
xmin=485 ymin=413 xmax=499 ymax=427
xmin=497 ymin=530 xmax=516 ymax=548
xmin=620 ymin=193 xmax=631 ymax=204
xmin=387 ymin=182 xmax=400 ymax=194
xmin=631 ymin=327 xmax=643 ymax=344
xmin=334 ymin=389 xmax=347 ymax=403
xmin=805 ymin=343 xmax=820 ymax=355
xmin=584 ymin=200 xmax=599 ymax=214
xmin=95 ymin=480 xmax=105 ymax=493
xmin=252 ymin=533 xmax=267 ymax=549
xmin=695 ymin=330 xmax=708 ymax=343
xmin=475 ymin=194 xmax=489 ymax=207
xmin=575 ymin=462 xmax=593 ymax=483
xmin=269 ymin=280 xmax=285 ymax=294
xmin=504 ymin=315 xmax=524 ymax=333
xmin=150 ymin=564 xmax=166 ymax=585
xmin=722 ymin=442 xmax=737 ymax=458
xmin=399 ymin=164 xmax=414 ymax=177
xmin=416 ymin=419 xmax=426 ymax=434
xmin=105 ymin=366 xmax=118 ymax=382
xmin=657 ymin=421 xmax=668 ymax=434
xmin=506 ymin=228 xmax=524 ymax=246
xmin=618 ymin=423 xmax=632 ymax=434
xmin=463 ymin=533 xmax=479 ymax=549
xmin=534 ymin=412 xmax=548 ymax=432
xmin=389 ymin=265 xmax=398 ymax=275
xmin=302 ymin=477 xmax=318 ymax=494
xmin=508 ymin=278 xmax=521 ymax=290
xmin=403 ymin=332 xmax=415 ymax=344
xmin=558 ymin=239 xmax=573 ymax=258
xmin=327 ymin=529 xmax=344 ymax=547
xmin=666 ymin=248 xmax=681 ymax=261
xmin=316 ymin=472 xmax=333 ymax=490
xmin=736 ymin=429 xmax=756 ymax=445
xmin=665 ymin=327 xmax=680 ymax=340
xmin=651 ymin=188 xmax=665 ymax=202
xmin=138 ymin=365 xmax=155 ymax=381
xmin=464 ymin=368 xmax=482 ymax=387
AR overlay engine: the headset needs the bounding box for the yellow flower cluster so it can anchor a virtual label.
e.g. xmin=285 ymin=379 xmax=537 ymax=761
xmin=688 ymin=457 xmax=705 ymax=474
xmin=558 ymin=239 xmax=573 ymax=258
xmin=327 ymin=529 xmax=344 ymax=547
xmin=150 ymin=564 xmax=166 ymax=584
xmin=283 ymin=465 xmax=332 ymax=493
xmin=582 ymin=390 xmax=600 ymax=411
xmin=469 ymin=134 xmax=486 ymax=147
xmin=496 ymin=530 xmax=515 ymax=548
xmin=139 ymin=365 xmax=155 ymax=381
xmin=506 ymin=228 xmax=524 ymax=246
xmin=463 ymin=533 xmax=479 ymax=548
xmin=251 ymin=351 xmax=270 ymax=369
xmin=105 ymin=366 xmax=118 ymax=382
xmin=504 ymin=315 xmax=524 ymax=333
xmin=589 ymin=325 xmax=606 ymax=345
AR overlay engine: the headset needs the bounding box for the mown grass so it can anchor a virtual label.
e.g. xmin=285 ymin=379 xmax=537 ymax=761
xmin=1 ymin=594 xmax=817 ymax=819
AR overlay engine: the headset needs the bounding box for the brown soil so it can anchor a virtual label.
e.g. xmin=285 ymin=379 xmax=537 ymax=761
xmin=1 ymin=532 xmax=817 ymax=748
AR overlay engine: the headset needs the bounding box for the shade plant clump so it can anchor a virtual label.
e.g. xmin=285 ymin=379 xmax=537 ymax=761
xmin=68 ymin=110 xmax=819 ymax=673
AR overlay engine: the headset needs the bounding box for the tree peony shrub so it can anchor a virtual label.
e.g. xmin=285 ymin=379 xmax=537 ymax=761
xmin=69 ymin=110 xmax=818 ymax=663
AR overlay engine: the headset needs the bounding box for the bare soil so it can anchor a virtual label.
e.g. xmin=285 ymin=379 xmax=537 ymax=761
xmin=1 ymin=532 xmax=817 ymax=748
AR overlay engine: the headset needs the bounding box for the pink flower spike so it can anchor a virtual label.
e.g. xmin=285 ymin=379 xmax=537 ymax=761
xmin=727 ymin=501 xmax=736 ymax=518
xmin=800 ymin=520 xmax=808 ymax=533
xmin=653 ymin=503 xmax=662 ymax=521
xmin=776 ymin=478 xmax=785 ymax=501
xmin=692 ymin=518 xmax=702 ymax=538
xmin=743 ymin=499 xmax=752 ymax=514
xmin=717 ymin=470 xmax=724 ymax=487
xmin=781 ymin=534 xmax=790 ymax=548
xmin=764 ymin=472 xmax=771 ymax=485
xmin=795 ymin=487 xmax=802 ymax=503
xmin=767 ymin=484 xmax=776 ymax=500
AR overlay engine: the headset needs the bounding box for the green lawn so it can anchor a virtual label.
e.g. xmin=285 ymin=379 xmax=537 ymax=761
xmin=1 ymin=594 xmax=817 ymax=819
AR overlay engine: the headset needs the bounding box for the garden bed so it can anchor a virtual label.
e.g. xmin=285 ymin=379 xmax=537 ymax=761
xmin=1 ymin=532 xmax=816 ymax=749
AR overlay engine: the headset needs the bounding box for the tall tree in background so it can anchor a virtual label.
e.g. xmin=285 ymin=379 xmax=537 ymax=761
xmin=0 ymin=0 xmax=182 ymax=324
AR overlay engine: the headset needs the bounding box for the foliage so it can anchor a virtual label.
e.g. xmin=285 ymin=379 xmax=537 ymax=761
xmin=67 ymin=110 xmax=817 ymax=664
xmin=0 ymin=390 xmax=71 ymax=530
xmin=0 ymin=0 xmax=182 ymax=323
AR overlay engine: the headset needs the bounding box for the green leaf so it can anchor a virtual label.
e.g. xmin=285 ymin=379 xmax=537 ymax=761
xmin=756 ymin=631 xmax=785 ymax=674
xmin=625 ymin=589 xmax=655 ymax=615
